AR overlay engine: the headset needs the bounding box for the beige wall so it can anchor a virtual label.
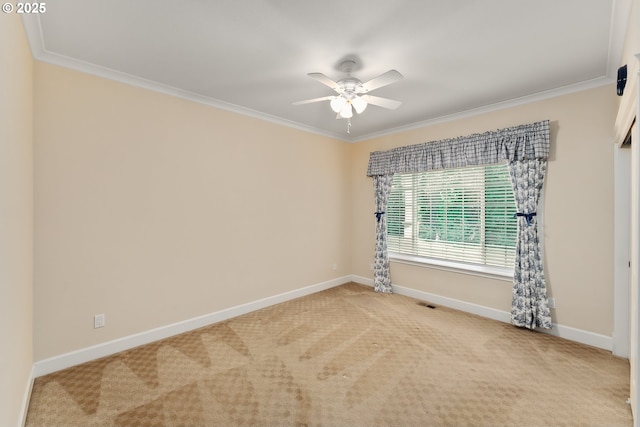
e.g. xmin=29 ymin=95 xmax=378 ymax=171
xmin=351 ymin=84 xmax=618 ymax=336
xmin=34 ymin=62 xmax=352 ymax=360
xmin=0 ymin=14 xmax=34 ymax=427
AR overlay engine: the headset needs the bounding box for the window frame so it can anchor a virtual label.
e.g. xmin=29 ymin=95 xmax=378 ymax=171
xmin=389 ymin=252 xmax=514 ymax=281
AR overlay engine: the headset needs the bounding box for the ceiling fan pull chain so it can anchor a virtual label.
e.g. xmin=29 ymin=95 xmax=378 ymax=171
xmin=347 ymin=118 xmax=352 ymax=134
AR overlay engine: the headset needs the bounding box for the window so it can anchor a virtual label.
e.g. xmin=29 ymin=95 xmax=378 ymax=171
xmin=387 ymin=163 xmax=517 ymax=270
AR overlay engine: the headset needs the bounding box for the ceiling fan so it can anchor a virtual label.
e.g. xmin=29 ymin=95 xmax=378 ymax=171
xmin=293 ymin=60 xmax=403 ymax=133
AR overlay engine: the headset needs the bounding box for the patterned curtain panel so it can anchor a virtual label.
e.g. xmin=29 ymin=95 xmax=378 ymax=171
xmin=373 ymin=175 xmax=394 ymax=293
xmin=508 ymin=159 xmax=552 ymax=329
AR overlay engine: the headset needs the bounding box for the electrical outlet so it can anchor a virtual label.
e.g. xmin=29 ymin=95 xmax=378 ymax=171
xmin=548 ymin=298 xmax=556 ymax=309
xmin=94 ymin=314 xmax=105 ymax=329
xmin=332 ymin=263 xmax=337 ymax=271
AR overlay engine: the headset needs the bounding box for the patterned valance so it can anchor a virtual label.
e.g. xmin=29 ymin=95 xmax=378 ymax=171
xmin=366 ymin=120 xmax=550 ymax=176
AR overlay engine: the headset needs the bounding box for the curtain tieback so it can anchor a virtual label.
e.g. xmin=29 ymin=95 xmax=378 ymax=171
xmin=515 ymin=212 xmax=536 ymax=226
xmin=374 ymin=211 xmax=385 ymax=222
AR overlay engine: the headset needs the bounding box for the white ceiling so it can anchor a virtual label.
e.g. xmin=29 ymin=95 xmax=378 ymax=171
xmin=22 ymin=0 xmax=632 ymax=142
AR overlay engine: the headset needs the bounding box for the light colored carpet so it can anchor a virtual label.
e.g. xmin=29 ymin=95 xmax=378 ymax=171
xmin=26 ymin=282 xmax=633 ymax=426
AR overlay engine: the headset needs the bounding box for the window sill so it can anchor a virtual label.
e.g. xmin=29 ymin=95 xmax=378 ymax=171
xmin=388 ymin=252 xmax=514 ymax=282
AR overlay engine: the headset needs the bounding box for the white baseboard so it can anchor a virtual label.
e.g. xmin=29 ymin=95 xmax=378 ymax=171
xmin=350 ymin=275 xmax=613 ymax=352
xmin=541 ymin=322 xmax=613 ymax=351
xmin=18 ymin=366 xmax=34 ymax=427
xmin=32 ymin=274 xmax=614 ymax=378
xmin=33 ymin=276 xmax=352 ymax=377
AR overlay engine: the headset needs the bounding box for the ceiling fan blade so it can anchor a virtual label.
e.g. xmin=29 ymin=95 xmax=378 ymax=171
xmin=361 ymin=70 xmax=403 ymax=92
xmin=363 ymin=95 xmax=402 ymax=110
xmin=307 ymin=73 xmax=342 ymax=92
xmin=292 ymin=96 xmax=335 ymax=106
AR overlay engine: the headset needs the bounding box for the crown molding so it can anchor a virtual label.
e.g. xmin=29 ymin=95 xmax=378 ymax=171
xmin=20 ymin=16 xmax=351 ymax=143
xmin=21 ymin=1 xmax=632 ymax=145
xmin=353 ymin=76 xmax=615 ymax=142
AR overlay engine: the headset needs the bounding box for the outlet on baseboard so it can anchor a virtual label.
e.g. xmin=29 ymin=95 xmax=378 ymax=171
xmin=94 ymin=314 xmax=105 ymax=329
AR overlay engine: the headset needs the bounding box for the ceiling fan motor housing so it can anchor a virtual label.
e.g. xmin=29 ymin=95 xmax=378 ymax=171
xmin=338 ymin=77 xmax=365 ymax=96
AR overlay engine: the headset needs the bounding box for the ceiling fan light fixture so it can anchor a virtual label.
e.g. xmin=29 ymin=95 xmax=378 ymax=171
xmin=351 ymin=96 xmax=367 ymax=114
xmin=339 ymin=104 xmax=353 ymax=118
xmin=330 ymin=96 xmax=346 ymax=113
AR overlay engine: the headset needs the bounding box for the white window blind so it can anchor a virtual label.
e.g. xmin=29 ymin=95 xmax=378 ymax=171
xmin=387 ymin=163 xmax=517 ymax=268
